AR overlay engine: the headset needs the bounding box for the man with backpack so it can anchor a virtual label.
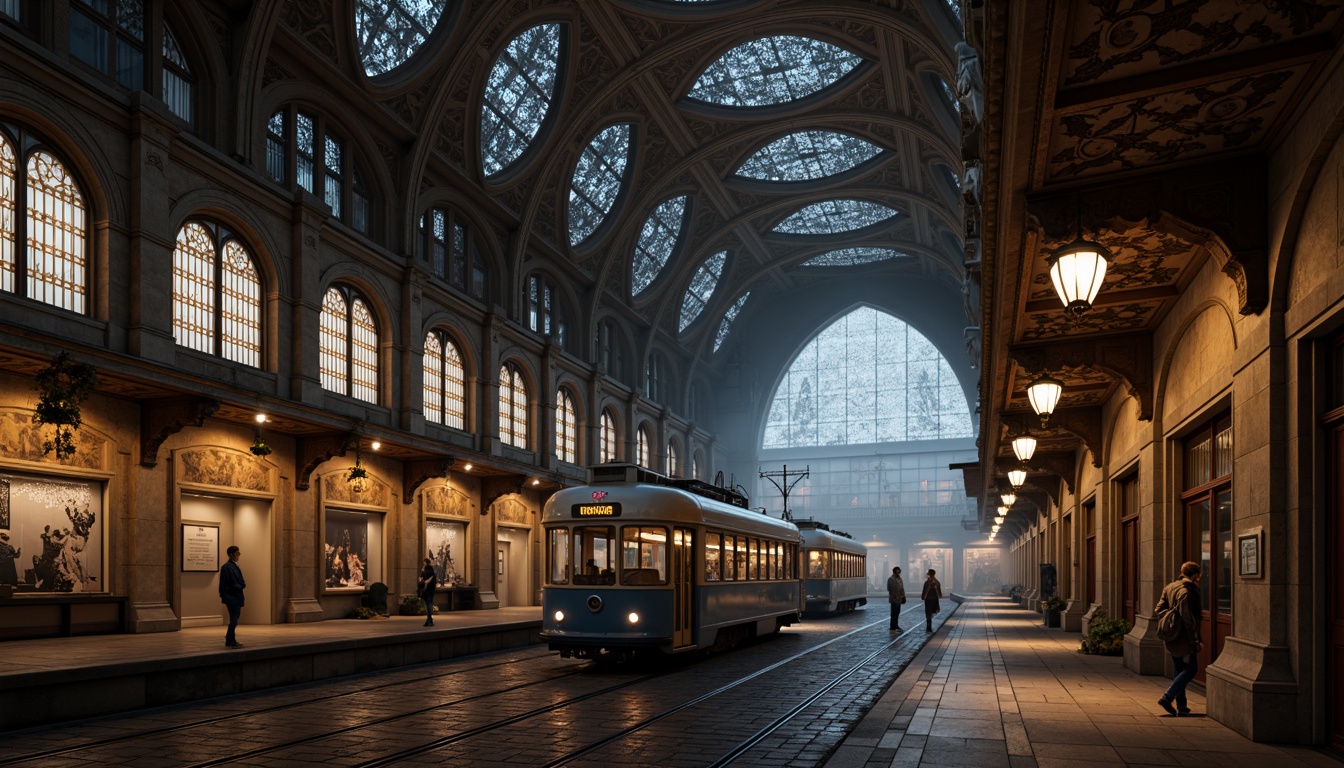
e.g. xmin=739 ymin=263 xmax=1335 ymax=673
xmin=1154 ymin=561 xmax=1203 ymax=716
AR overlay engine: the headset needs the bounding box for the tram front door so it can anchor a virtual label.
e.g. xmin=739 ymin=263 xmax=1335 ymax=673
xmin=673 ymin=528 xmax=693 ymax=648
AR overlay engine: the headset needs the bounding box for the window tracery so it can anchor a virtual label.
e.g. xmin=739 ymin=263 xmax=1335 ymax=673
xmin=320 ymin=285 xmax=379 ymax=403
xmin=266 ymin=108 xmax=371 ymax=233
xmin=637 ymin=424 xmax=652 ymax=468
xmin=688 ymin=36 xmax=862 ymax=107
xmin=800 ymin=247 xmax=908 ymax=267
xmin=420 ymin=207 xmax=487 ymax=300
xmin=161 ymin=23 xmax=192 ymax=123
xmin=171 ymin=221 xmax=262 ymax=368
xmin=0 ymin=128 xmax=89 ymax=315
xmin=355 ymin=0 xmax=447 ymax=77
xmin=568 ymin=123 xmax=633 ymax=247
xmin=632 ymin=195 xmax=688 ymax=296
xmin=714 ymin=292 xmax=750 ymax=352
xmin=772 ymin=199 xmax=899 ymax=235
xmin=423 ymin=329 xmax=466 ymax=429
xmin=481 ymin=23 xmax=561 ymax=177
xmin=679 ymin=250 xmax=726 ymax=331
xmin=556 ymin=388 xmax=577 ymax=463
xmin=600 ymin=409 xmax=618 ymax=463
xmin=528 ymin=273 xmax=567 ymax=349
xmin=499 ymin=362 xmax=528 ymax=449
xmin=735 ymin=131 xmax=883 ymax=182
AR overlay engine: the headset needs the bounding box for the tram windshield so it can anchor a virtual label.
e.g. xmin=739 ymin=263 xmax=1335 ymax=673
xmin=570 ymin=525 xmax=615 ymax=585
xmin=621 ymin=526 xmax=668 ymax=585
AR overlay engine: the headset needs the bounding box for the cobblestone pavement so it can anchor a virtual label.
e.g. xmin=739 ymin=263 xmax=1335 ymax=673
xmin=2 ymin=601 xmax=956 ymax=768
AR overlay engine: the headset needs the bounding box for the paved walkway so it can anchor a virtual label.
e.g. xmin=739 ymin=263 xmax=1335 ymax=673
xmin=827 ymin=596 xmax=1343 ymax=768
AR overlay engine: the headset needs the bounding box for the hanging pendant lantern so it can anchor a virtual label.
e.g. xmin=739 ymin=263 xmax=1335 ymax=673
xmin=1007 ymin=468 xmax=1027 ymax=489
xmin=1000 ymin=492 xmax=1016 ymax=508
xmin=1027 ymin=374 xmax=1063 ymax=428
xmin=1011 ymin=434 xmax=1038 ymax=463
xmin=1047 ymin=236 xmax=1109 ymax=315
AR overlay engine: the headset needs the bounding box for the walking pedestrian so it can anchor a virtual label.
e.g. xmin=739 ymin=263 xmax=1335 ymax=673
xmin=921 ymin=568 xmax=942 ymax=632
xmin=218 ymin=545 xmax=246 ymax=648
xmin=420 ymin=557 xmax=437 ymax=626
xmin=1155 ymin=561 xmax=1203 ymax=716
xmin=886 ymin=567 xmax=907 ymax=631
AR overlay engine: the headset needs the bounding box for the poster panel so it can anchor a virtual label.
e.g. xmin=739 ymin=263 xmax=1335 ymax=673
xmin=325 ymin=508 xmax=374 ymax=589
xmin=181 ymin=523 xmax=220 ymax=572
xmin=425 ymin=519 xmax=467 ymax=586
xmin=0 ymin=471 xmax=103 ymax=592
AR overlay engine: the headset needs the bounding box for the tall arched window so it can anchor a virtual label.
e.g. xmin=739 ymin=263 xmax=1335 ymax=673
xmin=420 ymin=206 xmax=487 ymax=300
xmin=527 ymin=273 xmax=567 ymax=349
xmin=172 ymin=221 xmax=262 ymax=367
xmin=599 ymin=409 xmax=618 ymax=463
xmin=499 ymin=362 xmax=528 ymax=449
xmin=555 ymin=388 xmax=577 ymax=463
xmin=595 ymin=318 xmax=625 ymax=381
xmin=266 ymin=108 xmax=371 ymax=233
xmin=666 ymin=440 xmax=679 ymax=477
xmin=423 ymin=329 xmax=465 ymax=429
xmin=637 ymin=425 xmax=652 ymax=469
xmin=692 ymin=449 xmax=704 ymax=481
xmin=320 ymin=285 xmax=379 ymax=403
xmin=161 ymin=23 xmax=193 ymax=123
xmin=0 ymin=127 xmax=89 ymax=314
xmin=646 ymin=353 xmax=665 ymax=403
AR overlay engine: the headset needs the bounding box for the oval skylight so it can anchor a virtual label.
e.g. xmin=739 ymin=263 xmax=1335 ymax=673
xmin=679 ymin=250 xmax=726 ymax=331
xmin=735 ymin=131 xmax=883 ymax=182
xmin=481 ymin=23 xmax=561 ymax=177
xmin=772 ymin=199 xmax=900 ymax=235
xmin=688 ymin=36 xmax=862 ymax=107
xmin=801 ymin=247 xmax=909 ymax=267
xmin=568 ymin=123 xmax=633 ymax=247
xmin=632 ymin=195 xmax=689 ymax=296
xmin=355 ymin=0 xmax=448 ymax=77
xmin=714 ymin=292 xmax=750 ymax=352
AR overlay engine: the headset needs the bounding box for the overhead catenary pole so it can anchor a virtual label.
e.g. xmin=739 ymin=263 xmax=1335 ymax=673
xmin=760 ymin=464 xmax=809 ymax=523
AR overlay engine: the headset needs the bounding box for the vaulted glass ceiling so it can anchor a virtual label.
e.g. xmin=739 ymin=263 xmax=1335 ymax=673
xmin=687 ymin=36 xmax=863 ymax=107
xmin=773 ymin=199 xmax=900 ymax=235
xmin=801 ymin=247 xmax=909 ymax=267
xmin=680 ymin=251 xmax=727 ymax=331
xmin=480 ymin=23 xmax=561 ymax=177
xmin=735 ymin=131 xmax=884 ymax=182
xmin=632 ymin=195 xmax=689 ymax=296
xmin=355 ymin=0 xmax=447 ymax=77
xmin=715 ymin=292 xmax=750 ymax=352
xmin=568 ymin=123 xmax=633 ymax=247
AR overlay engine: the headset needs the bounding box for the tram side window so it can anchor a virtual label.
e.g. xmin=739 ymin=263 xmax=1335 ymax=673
xmin=735 ymin=535 xmax=748 ymax=580
xmin=723 ymin=534 xmax=736 ymax=580
xmin=572 ymin=526 xmax=615 ymax=585
xmin=705 ymin=531 xmax=722 ymax=581
xmin=770 ymin=541 xmax=780 ymax=579
xmin=747 ymin=538 xmax=758 ymax=580
xmin=547 ymin=529 xmax=570 ymax=585
xmin=621 ymin=526 xmax=668 ymax=585
xmin=808 ymin=549 xmax=822 ymax=578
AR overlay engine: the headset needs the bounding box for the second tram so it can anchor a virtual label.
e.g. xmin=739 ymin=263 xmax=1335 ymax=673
xmin=798 ymin=519 xmax=869 ymax=616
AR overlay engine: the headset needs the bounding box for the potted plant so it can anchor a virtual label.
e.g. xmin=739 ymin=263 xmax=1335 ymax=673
xmin=1042 ymin=594 xmax=1066 ymax=627
xmin=1080 ymin=609 xmax=1129 ymax=655
xmin=32 ymin=352 xmax=98 ymax=460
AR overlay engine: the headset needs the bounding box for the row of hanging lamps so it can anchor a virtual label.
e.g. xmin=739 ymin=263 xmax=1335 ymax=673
xmin=1007 ymin=467 xmax=1027 ymax=489
xmin=1000 ymin=492 xmax=1016 ymax=507
xmin=1047 ymin=236 xmax=1110 ymax=316
xmin=1011 ymin=433 xmax=1038 ymax=463
xmin=1027 ymin=374 xmax=1063 ymax=427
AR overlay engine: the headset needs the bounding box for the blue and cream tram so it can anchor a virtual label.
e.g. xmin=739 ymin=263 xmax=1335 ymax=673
xmin=798 ymin=520 xmax=868 ymax=616
xmin=541 ymin=464 xmax=803 ymax=660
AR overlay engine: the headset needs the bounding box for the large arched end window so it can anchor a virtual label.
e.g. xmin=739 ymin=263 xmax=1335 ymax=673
xmin=666 ymin=438 xmax=680 ymax=478
xmin=423 ymin=329 xmax=466 ymax=429
xmin=172 ymin=220 xmax=262 ymax=367
xmin=499 ymin=362 xmax=528 ymax=449
xmin=599 ymin=409 xmax=618 ymax=463
xmin=266 ymin=107 xmax=371 ymax=233
xmin=419 ymin=206 xmax=487 ymax=300
xmin=555 ymin=387 xmax=578 ymax=464
xmin=320 ymin=285 xmax=379 ymax=403
xmin=636 ymin=424 xmax=653 ymax=469
xmin=763 ymin=306 xmax=972 ymax=448
xmin=0 ymin=126 xmax=89 ymax=314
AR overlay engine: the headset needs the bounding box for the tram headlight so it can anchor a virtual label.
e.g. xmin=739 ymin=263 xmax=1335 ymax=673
xmin=553 ymin=610 xmax=565 ymax=623
xmin=627 ymin=611 xmax=640 ymax=625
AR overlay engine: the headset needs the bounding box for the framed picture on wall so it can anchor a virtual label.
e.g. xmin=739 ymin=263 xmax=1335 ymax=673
xmin=425 ymin=518 xmax=467 ymax=587
xmin=0 ymin=471 xmax=104 ymax=593
xmin=324 ymin=508 xmax=383 ymax=590
xmin=1237 ymin=527 xmax=1262 ymax=578
xmin=181 ymin=522 xmax=219 ymax=572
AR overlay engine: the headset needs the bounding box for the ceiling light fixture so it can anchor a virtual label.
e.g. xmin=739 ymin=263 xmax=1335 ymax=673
xmin=1007 ymin=468 xmax=1027 ymax=489
xmin=1011 ymin=434 xmax=1038 ymax=463
xmin=1047 ymin=236 xmax=1110 ymax=315
xmin=1000 ymin=492 xmax=1016 ymax=508
xmin=1027 ymin=374 xmax=1063 ymax=428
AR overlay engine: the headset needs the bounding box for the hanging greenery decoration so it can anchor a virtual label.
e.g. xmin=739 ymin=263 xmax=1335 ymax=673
xmin=346 ymin=443 xmax=370 ymax=493
xmin=249 ymin=430 xmax=272 ymax=457
xmin=32 ymin=352 xmax=99 ymax=460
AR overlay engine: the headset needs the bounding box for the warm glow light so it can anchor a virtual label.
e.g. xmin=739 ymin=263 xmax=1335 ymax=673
xmin=997 ymin=505 xmax=1008 ymax=515
xmin=1008 ymin=468 xmax=1027 ymax=489
xmin=532 ymin=478 xmax=541 ymax=486
xmin=255 ymin=413 xmax=267 ymax=423
xmin=371 ymin=440 xmax=381 ymax=451
xmin=994 ymin=515 xmax=1004 ymax=525
xmin=1047 ymin=237 xmax=1109 ymax=314
xmin=1000 ymin=492 xmax=1016 ymax=507
xmin=1027 ymin=374 xmax=1063 ymax=426
xmin=554 ymin=610 xmax=565 ymax=622
xmin=464 ymin=463 xmax=473 ymax=471
xmin=627 ymin=612 xmax=640 ymax=624
xmin=1012 ymin=434 xmax=1038 ymax=463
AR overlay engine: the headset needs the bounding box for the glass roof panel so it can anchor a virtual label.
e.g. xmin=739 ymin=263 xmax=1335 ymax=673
xmin=714 ymin=292 xmax=750 ymax=352
xmin=773 ymin=199 xmax=899 ymax=235
xmin=356 ymin=0 xmax=447 ymax=77
xmin=938 ymin=75 xmax=960 ymax=115
xmin=735 ymin=131 xmax=883 ymax=182
xmin=679 ymin=250 xmax=726 ymax=331
xmin=801 ymin=247 xmax=909 ymax=267
xmin=632 ymin=195 xmax=689 ymax=296
xmin=481 ymin=23 xmax=561 ymax=177
xmin=569 ymin=124 xmax=633 ymax=246
xmin=688 ymin=36 xmax=862 ymax=107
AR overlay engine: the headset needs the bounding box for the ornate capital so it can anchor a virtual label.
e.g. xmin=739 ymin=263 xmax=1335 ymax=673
xmin=140 ymin=397 xmax=220 ymax=467
xmin=402 ymin=455 xmax=455 ymax=505
xmin=296 ymin=432 xmax=358 ymax=491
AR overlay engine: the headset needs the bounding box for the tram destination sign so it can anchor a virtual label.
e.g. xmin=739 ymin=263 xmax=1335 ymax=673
xmin=572 ymin=502 xmax=622 ymax=518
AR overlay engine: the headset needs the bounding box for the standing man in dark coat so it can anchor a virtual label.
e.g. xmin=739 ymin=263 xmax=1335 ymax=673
xmin=419 ymin=557 xmax=437 ymax=627
xmin=219 ymin=545 xmax=246 ymax=648
xmin=0 ymin=532 xmax=20 ymax=585
xmin=1156 ymin=561 xmax=1203 ymax=716
xmin=921 ymin=569 xmax=943 ymax=632
xmin=886 ymin=567 xmax=907 ymax=631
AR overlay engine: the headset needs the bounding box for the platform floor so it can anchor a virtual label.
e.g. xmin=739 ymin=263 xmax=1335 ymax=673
xmin=827 ymin=596 xmax=1342 ymax=768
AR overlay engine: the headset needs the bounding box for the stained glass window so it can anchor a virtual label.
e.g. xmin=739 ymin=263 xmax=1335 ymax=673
xmin=172 ymin=221 xmax=262 ymax=368
xmin=688 ymin=36 xmax=862 ymax=107
xmin=423 ymin=330 xmax=465 ymax=429
xmin=637 ymin=425 xmax=652 ymax=469
xmin=679 ymin=250 xmax=726 ymax=331
xmin=355 ymin=0 xmax=447 ymax=77
xmin=600 ymin=410 xmax=618 ymax=463
xmin=556 ymin=388 xmax=577 ymax=463
xmin=0 ymin=132 xmax=13 ymax=295
xmin=632 ymin=195 xmax=688 ymax=296
xmin=714 ymin=292 xmax=750 ymax=352
xmin=320 ymin=286 xmax=379 ymax=403
xmin=772 ymin=199 xmax=899 ymax=235
xmin=0 ymin=129 xmax=89 ymax=311
xmin=161 ymin=23 xmax=192 ymax=122
xmin=499 ymin=362 xmax=528 ymax=449
xmin=568 ymin=123 xmax=632 ymax=246
xmin=735 ymin=131 xmax=882 ymax=182
xmin=762 ymin=306 xmax=972 ymax=448
xmin=481 ymin=23 xmax=561 ymax=177
xmin=801 ymin=247 xmax=908 ymax=267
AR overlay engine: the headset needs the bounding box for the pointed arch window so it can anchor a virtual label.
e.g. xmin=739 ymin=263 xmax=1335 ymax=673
xmin=679 ymin=250 xmax=726 ymax=331
xmin=172 ymin=221 xmax=262 ymax=367
xmin=735 ymin=131 xmax=883 ymax=182
xmin=355 ymin=0 xmax=448 ymax=77
xmin=481 ymin=23 xmax=561 ymax=177
xmin=632 ymin=195 xmax=688 ymax=296
xmin=499 ymin=362 xmax=528 ymax=449
xmin=773 ymin=199 xmax=899 ymax=235
xmin=320 ymin=285 xmax=379 ymax=403
xmin=599 ymin=409 xmax=618 ymax=463
xmin=423 ymin=329 xmax=465 ymax=429
xmin=420 ymin=206 xmax=488 ymax=300
xmin=555 ymin=388 xmax=577 ymax=464
xmin=0 ymin=127 xmax=89 ymax=314
xmin=637 ymin=425 xmax=652 ymax=469
xmin=266 ymin=108 xmax=371 ymax=233
xmin=568 ymin=123 xmax=633 ymax=247
xmin=714 ymin=292 xmax=750 ymax=352
xmin=666 ymin=440 xmax=679 ymax=478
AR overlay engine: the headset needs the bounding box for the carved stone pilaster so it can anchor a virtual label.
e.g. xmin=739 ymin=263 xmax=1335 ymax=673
xmin=1011 ymin=334 xmax=1154 ymax=421
xmin=295 ymin=432 xmax=358 ymax=491
xmin=403 ymin=456 xmax=455 ymax=505
xmin=140 ymin=397 xmax=220 ymax=467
